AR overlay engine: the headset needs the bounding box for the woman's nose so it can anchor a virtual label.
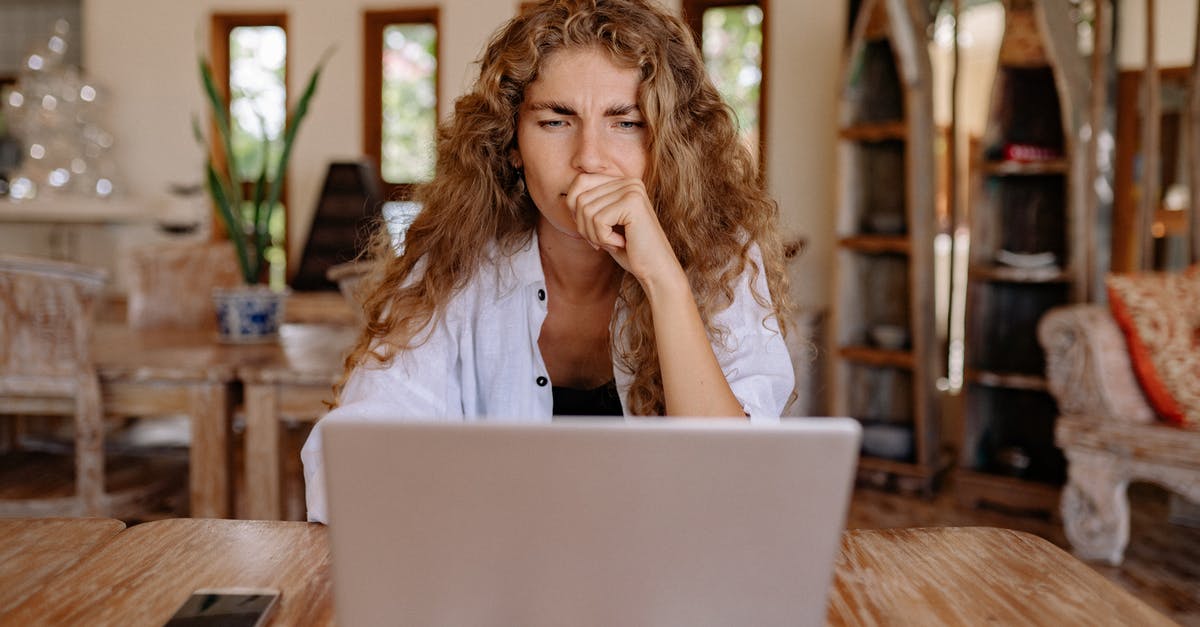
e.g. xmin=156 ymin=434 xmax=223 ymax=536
xmin=570 ymin=126 xmax=607 ymax=173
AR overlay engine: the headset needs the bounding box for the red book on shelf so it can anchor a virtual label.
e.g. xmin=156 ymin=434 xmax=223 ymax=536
xmin=1002 ymin=143 xmax=1062 ymax=162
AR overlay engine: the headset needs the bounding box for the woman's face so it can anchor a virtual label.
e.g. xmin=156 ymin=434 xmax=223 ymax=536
xmin=513 ymin=47 xmax=648 ymax=241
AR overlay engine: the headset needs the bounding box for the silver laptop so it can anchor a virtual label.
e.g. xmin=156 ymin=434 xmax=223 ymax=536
xmin=323 ymin=418 xmax=860 ymax=627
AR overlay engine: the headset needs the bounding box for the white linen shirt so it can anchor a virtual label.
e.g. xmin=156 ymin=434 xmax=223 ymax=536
xmin=301 ymin=231 xmax=794 ymax=522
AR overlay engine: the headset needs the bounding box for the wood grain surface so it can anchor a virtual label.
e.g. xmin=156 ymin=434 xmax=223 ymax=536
xmin=827 ymin=527 xmax=1175 ymax=626
xmin=0 ymin=518 xmax=125 ymax=615
xmin=5 ymin=518 xmax=333 ymax=626
xmin=3 ymin=520 xmax=1176 ymax=625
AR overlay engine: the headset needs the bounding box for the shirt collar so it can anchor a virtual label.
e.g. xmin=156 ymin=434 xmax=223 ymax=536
xmin=493 ymin=229 xmax=545 ymax=299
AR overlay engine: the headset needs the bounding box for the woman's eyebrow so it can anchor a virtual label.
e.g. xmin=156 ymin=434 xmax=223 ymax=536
xmin=524 ymin=101 xmax=640 ymax=117
xmin=526 ymin=101 xmax=576 ymax=115
xmin=604 ymin=103 xmax=639 ymax=117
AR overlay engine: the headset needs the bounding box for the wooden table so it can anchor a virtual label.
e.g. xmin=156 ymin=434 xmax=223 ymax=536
xmin=0 ymin=517 xmax=125 ymax=615
xmin=5 ymin=518 xmax=332 ymax=626
xmin=240 ymin=324 xmax=356 ymax=520
xmin=93 ymin=323 xmax=353 ymax=519
xmin=95 ymin=325 xmax=253 ymax=519
xmin=827 ymin=527 xmax=1173 ymax=626
xmin=3 ymin=523 xmax=1172 ymax=626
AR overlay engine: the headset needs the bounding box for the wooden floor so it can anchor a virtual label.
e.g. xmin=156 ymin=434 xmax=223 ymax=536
xmin=2 ymin=432 xmax=1198 ymax=625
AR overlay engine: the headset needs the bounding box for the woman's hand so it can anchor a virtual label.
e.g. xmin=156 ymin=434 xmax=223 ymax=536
xmin=564 ymin=173 xmax=685 ymax=291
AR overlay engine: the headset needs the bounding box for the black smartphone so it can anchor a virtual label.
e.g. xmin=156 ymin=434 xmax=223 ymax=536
xmin=163 ymin=588 xmax=280 ymax=627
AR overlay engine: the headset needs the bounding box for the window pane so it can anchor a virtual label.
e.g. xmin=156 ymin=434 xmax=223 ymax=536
xmin=229 ymin=25 xmax=286 ymax=181
xmin=381 ymin=23 xmax=437 ymax=184
xmin=702 ymin=5 xmax=762 ymax=163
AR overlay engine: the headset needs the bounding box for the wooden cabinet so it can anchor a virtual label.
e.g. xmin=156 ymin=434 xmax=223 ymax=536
xmin=832 ymin=0 xmax=940 ymax=493
xmin=956 ymin=0 xmax=1090 ymax=513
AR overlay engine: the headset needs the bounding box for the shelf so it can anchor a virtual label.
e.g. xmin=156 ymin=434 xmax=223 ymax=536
xmin=838 ymin=345 xmax=914 ymax=370
xmin=965 ymin=369 xmax=1048 ymax=392
xmin=838 ymin=235 xmax=910 ymax=254
xmin=839 ymin=122 xmax=907 ymax=142
xmin=0 ymin=196 xmax=157 ymax=224
xmin=835 ymin=0 xmax=937 ymax=497
xmin=968 ymin=264 xmax=1072 ymax=283
xmin=957 ymin=0 xmax=1083 ymax=514
xmin=858 ymin=455 xmax=933 ymax=478
xmin=982 ymin=159 xmax=1068 ymax=176
xmin=954 ymin=469 xmax=1061 ymax=516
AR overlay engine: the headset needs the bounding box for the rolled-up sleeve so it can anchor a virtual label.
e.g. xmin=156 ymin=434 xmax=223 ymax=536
xmin=711 ymin=246 xmax=794 ymax=423
xmin=301 ymin=315 xmax=461 ymax=523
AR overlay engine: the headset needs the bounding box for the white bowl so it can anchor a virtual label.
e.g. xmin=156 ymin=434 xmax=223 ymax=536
xmin=995 ymin=249 xmax=1056 ymax=269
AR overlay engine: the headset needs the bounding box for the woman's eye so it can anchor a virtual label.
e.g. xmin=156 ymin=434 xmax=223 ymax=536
xmin=616 ymin=120 xmax=645 ymax=130
xmin=539 ymin=119 xmax=566 ymax=128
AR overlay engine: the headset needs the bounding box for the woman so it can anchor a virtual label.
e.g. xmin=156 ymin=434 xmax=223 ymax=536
xmin=302 ymin=0 xmax=794 ymax=522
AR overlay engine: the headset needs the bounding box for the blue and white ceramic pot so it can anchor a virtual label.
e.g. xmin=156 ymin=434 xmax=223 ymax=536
xmin=212 ymin=285 xmax=288 ymax=343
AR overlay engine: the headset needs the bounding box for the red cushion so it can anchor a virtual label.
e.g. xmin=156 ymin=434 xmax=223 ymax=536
xmin=1106 ymin=265 xmax=1200 ymax=428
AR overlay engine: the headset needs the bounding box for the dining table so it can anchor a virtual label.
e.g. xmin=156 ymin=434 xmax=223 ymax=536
xmin=240 ymin=323 xmax=357 ymax=520
xmin=92 ymin=320 xmax=356 ymax=520
xmin=1 ymin=521 xmax=1173 ymax=626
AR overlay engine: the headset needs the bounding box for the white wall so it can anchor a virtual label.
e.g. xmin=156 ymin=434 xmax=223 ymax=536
xmin=83 ymin=0 xmax=847 ymax=309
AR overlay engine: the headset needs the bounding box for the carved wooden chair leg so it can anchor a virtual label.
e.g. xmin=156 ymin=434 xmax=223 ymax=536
xmin=75 ymin=376 xmax=106 ymax=517
xmin=1061 ymin=447 xmax=1130 ymax=566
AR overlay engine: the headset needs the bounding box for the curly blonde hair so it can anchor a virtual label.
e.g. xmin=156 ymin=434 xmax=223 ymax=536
xmin=339 ymin=0 xmax=791 ymax=415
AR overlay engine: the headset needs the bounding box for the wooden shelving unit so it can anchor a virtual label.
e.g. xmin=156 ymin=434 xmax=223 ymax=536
xmin=832 ymin=0 xmax=941 ymax=495
xmin=957 ymin=0 xmax=1090 ymax=514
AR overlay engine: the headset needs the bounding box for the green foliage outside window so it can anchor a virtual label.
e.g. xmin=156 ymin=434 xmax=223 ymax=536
xmin=382 ymin=23 xmax=437 ymax=184
xmin=230 ymin=26 xmax=286 ymax=183
xmin=227 ymin=25 xmax=288 ymax=285
xmin=702 ymin=6 xmax=763 ymax=162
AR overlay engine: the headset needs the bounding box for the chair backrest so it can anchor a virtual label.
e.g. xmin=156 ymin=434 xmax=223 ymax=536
xmin=126 ymin=240 xmax=241 ymax=329
xmin=325 ymin=260 xmax=373 ymax=324
xmin=0 ymin=255 xmax=107 ymax=393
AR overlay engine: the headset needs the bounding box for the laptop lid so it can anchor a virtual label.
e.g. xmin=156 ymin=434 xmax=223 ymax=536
xmin=323 ymin=418 xmax=860 ymax=627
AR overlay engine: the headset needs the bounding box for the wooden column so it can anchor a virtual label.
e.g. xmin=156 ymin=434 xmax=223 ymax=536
xmin=1190 ymin=11 xmax=1200 ymax=263
xmin=1084 ymin=0 xmax=1109 ymax=299
xmin=1138 ymin=0 xmax=1160 ymax=269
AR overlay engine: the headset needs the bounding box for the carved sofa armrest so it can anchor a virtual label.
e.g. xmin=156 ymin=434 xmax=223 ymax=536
xmin=1037 ymin=304 xmax=1155 ymax=424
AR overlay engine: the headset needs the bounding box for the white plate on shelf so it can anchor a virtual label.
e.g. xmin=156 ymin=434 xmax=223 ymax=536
xmin=869 ymin=324 xmax=909 ymax=351
xmin=995 ymin=249 xmax=1056 ymax=269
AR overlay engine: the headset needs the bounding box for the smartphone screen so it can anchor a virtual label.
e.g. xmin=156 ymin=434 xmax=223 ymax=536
xmin=163 ymin=589 xmax=280 ymax=627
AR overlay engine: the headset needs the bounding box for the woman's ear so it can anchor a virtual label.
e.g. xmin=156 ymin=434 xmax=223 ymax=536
xmin=508 ymin=148 xmax=523 ymax=170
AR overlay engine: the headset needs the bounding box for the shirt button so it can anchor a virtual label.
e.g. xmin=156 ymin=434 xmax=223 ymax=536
xmin=537 ymin=288 xmax=546 ymax=301
xmin=536 ymin=376 xmax=548 ymax=386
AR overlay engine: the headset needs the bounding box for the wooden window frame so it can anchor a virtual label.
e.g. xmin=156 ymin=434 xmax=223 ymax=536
xmin=363 ymin=8 xmax=441 ymax=201
xmin=209 ymin=12 xmax=290 ymax=261
xmin=682 ymin=0 xmax=769 ymax=180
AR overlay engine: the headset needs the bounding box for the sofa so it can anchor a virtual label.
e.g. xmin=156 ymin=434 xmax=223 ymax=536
xmin=1038 ymin=303 xmax=1200 ymax=566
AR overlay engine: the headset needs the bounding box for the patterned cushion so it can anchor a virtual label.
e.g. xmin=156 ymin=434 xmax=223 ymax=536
xmin=1106 ymin=265 xmax=1200 ymax=428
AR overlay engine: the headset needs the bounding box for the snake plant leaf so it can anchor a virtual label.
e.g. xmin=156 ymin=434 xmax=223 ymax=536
xmin=206 ymin=160 xmax=253 ymax=283
xmin=198 ymin=56 xmax=242 ymax=210
xmin=199 ymin=46 xmax=333 ymax=285
xmin=263 ymin=47 xmax=334 ymax=218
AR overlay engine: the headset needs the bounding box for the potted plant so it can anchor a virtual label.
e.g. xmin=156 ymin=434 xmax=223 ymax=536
xmin=195 ymin=50 xmax=329 ymax=342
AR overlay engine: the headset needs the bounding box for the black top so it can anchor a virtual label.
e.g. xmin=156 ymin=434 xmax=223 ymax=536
xmin=551 ymin=379 xmax=623 ymax=417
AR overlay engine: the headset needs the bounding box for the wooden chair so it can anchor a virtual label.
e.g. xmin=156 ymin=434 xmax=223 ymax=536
xmin=125 ymin=240 xmax=241 ymax=329
xmin=0 ymin=255 xmax=109 ymax=516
